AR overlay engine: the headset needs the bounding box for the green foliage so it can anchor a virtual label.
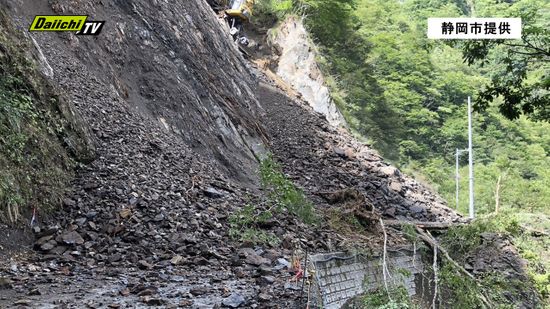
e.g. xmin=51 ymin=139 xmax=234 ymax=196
xmin=360 ymin=286 xmax=416 ymax=309
xmin=326 ymin=206 xmax=362 ymax=234
xmin=439 ymin=251 xmax=528 ymax=309
xmin=253 ymin=0 xmax=296 ymax=25
xmin=514 ymin=213 xmax=550 ymax=301
xmin=401 ymin=223 xmax=418 ymax=242
xmin=296 ymin=0 xmax=550 ymax=217
xmin=228 ymin=203 xmax=280 ymax=246
xmin=439 ymin=263 xmax=484 ymax=309
xmin=482 ymin=273 xmax=530 ymax=308
xmin=441 ymin=212 xmax=521 ymax=259
xmin=460 ymin=0 xmax=550 ymax=121
xmin=296 ymin=0 xmax=548 ymax=305
xmin=532 ymin=273 xmax=550 ymax=300
xmin=259 ymin=154 xmax=316 ymax=224
xmin=0 ymin=16 xmax=73 ymax=223
xmin=439 ymin=252 xmax=541 ymax=308
xmin=228 ymin=154 xmax=316 ymax=245
xmin=441 ymin=212 xmax=548 ymax=306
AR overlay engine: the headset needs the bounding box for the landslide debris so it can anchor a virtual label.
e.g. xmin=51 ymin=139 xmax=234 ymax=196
xmin=0 ymin=0 xmax=467 ymax=307
xmin=0 ymin=1 xmax=354 ymax=307
xmin=8 ymin=0 xmax=266 ymax=185
xmin=256 ymin=82 xmax=461 ymax=224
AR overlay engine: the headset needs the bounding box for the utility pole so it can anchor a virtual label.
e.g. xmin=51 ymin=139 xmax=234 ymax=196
xmin=456 ymin=149 xmax=459 ymax=210
xmin=455 ymin=148 xmax=468 ymax=210
xmin=468 ymin=97 xmax=475 ymax=219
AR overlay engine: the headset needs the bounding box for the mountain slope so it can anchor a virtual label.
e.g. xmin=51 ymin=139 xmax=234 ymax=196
xmin=0 ymin=1 xmax=472 ymax=307
xmin=7 ymin=0 xmax=266 ymax=184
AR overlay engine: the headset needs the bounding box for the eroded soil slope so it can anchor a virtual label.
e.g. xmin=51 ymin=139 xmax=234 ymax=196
xmin=257 ymin=82 xmax=461 ymax=224
xmin=7 ymin=0 xmax=265 ymax=184
xmin=0 ymin=0 xmax=467 ymax=308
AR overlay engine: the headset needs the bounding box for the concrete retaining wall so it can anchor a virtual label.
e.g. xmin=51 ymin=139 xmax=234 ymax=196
xmin=309 ymin=246 xmax=424 ymax=308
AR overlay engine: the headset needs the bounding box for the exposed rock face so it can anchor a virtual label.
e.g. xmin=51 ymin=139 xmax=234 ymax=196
xmin=6 ymin=0 xmax=265 ymax=184
xmin=268 ymin=16 xmax=347 ymax=128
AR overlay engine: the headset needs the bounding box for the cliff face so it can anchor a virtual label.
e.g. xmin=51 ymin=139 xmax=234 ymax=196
xmin=6 ymin=0 xmax=265 ymax=184
xmin=268 ymin=16 xmax=347 ymax=128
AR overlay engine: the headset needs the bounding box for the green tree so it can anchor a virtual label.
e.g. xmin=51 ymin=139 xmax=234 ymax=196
xmin=460 ymin=0 xmax=550 ymax=121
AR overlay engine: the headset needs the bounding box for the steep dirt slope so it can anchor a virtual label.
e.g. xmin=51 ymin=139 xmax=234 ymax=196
xmin=257 ymin=82 xmax=461 ymax=224
xmin=0 ymin=1 xmax=295 ymax=307
xmin=0 ymin=1 xmax=467 ymax=308
xmin=6 ymin=0 xmax=265 ymax=184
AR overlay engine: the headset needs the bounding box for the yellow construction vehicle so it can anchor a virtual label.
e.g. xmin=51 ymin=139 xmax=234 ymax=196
xmin=225 ymin=0 xmax=255 ymax=23
xmin=222 ymin=0 xmax=255 ymax=46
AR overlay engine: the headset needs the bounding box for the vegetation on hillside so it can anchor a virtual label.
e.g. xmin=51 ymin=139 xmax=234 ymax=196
xmin=261 ymin=0 xmax=549 ymax=216
xmin=255 ymin=0 xmax=549 ymax=305
xmin=461 ymin=0 xmax=549 ymax=121
xmin=0 ymin=11 xmax=92 ymax=224
xmin=439 ymin=212 xmax=548 ymax=307
xmin=229 ymin=154 xmax=316 ymax=245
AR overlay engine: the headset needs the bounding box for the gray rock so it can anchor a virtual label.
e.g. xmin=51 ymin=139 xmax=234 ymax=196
xmin=333 ymin=147 xmax=346 ymax=157
xmin=40 ymin=225 xmax=60 ymax=237
xmin=389 ymin=181 xmax=402 ymax=193
xmin=50 ymin=245 xmax=67 ymax=255
xmin=61 ymin=231 xmax=85 ymax=245
xmin=379 ymin=165 xmax=398 ymax=177
xmin=140 ymin=296 xmax=165 ymax=306
xmin=274 ymin=258 xmax=290 ymax=270
xmin=0 ymin=277 xmax=13 ymax=289
xmin=109 ymin=253 xmax=122 ymax=263
xmin=384 ymin=207 xmax=396 ymax=217
xmin=284 ymin=282 xmax=301 ymax=290
xmin=13 ymin=299 xmax=32 ymax=306
xmin=258 ymin=292 xmax=271 ymax=301
xmin=36 ymin=235 xmax=53 ymax=245
xmin=75 ymin=217 xmax=87 ymax=226
xmin=86 ymin=211 xmax=98 ymax=219
xmin=203 ymin=187 xmax=225 ymax=198
xmin=222 ymin=293 xmax=245 ymax=308
xmin=245 ymin=253 xmax=270 ymax=266
xmin=189 ymin=286 xmax=209 ymax=296
xmin=138 ymin=260 xmax=154 ymax=270
xmin=40 ymin=240 xmax=57 ymax=251
xmin=170 ymin=255 xmax=184 ymax=265
xmin=257 ymin=275 xmax=275 ymax=286
xmin=258 ymin=265 xmax=273 ymax=275
xmin=409 ymin=205 xmax=425 ymax=214
xmin=63 ymin=198 xmax=76 ymax=207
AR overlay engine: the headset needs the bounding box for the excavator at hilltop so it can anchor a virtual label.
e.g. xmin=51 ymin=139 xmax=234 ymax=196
xmin=211 ymin=0 xmax=256 ymax=46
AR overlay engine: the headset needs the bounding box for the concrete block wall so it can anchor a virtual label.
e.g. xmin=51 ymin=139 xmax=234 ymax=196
xmin=309 ymin=246 xmax=423 ymax=309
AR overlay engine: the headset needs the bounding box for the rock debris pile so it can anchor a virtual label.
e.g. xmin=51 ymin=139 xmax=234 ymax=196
xmin=257 ymin=82 xmax=461 ymax=224
xmin=0 ymin=0 xmax=463 ymax=307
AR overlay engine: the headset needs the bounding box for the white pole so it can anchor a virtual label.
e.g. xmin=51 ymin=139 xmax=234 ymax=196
xmin=468 ymin=97 xmax=475 ymax=219
xmin=456 ymin=148 xmax=459 ymax=210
